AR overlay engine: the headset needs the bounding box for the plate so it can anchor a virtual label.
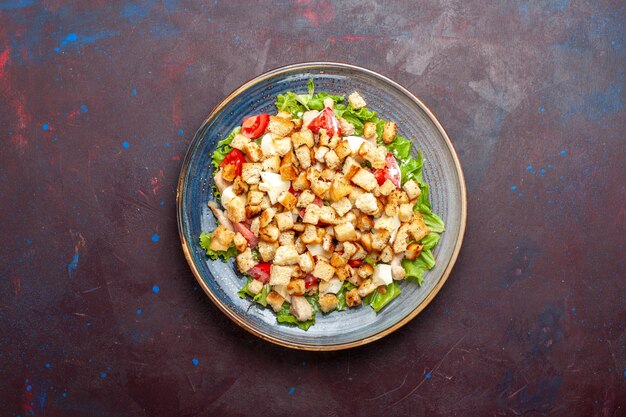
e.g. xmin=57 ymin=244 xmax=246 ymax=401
xmin=177 ymin=62 xmax=466 ymax=350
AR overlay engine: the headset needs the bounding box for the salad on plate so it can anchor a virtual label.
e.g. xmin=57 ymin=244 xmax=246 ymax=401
xmin=199 ymin=81 xmax=445 ymax=330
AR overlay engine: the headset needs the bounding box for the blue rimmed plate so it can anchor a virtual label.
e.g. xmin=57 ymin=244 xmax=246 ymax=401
xmin=177 ymin=62 xmax=466 ymax=350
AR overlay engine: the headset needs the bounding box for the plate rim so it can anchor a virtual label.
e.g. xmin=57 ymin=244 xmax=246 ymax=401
xmin=176 ymin=61 xmax=467 ymax=351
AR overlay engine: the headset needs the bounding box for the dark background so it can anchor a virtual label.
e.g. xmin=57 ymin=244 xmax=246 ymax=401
xmin=1 ymin=1 xmax=624 ymax=416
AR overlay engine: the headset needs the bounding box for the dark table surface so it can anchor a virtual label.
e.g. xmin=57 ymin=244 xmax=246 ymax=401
xmin=1 ymin=1 xmax=624 ymax=416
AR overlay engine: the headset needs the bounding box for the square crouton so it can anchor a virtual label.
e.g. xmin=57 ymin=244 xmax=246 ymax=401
xmin=295 ymin=145 xmax=312 ymax=169
xmin=380 ymin=245 xmax=394 ymax=263
xmin=345 ymin=288 xmax=362 ymax=307
xmin=279 ymin=164 xmax=299 ymax=181
xmin=274 ymin=245 xmax=300 ymax=265
xmin=233 ymin=232 xmax=248 ymax=252
xmin=275 ymin=212 xmax=294 ymax=231
xmin=334 ymin=140 xmax=352 ymax=160
xmin=299 ymin=251 xmax=315 ymax=273
xmin=358 ymin=279 xmax=377 ymax=297
xmin=328 ymin=178 xmax=352 ymax=202
xmin=267 ymin=116 xmax=294 ymax=137
xmin=319 ymin=293 xmax=339 ymax=313
xmin=287 ymin=279 xmax=306 ymax=296
xmin=291 ymin=130 xmax=314 ymax=148
xmin=226 ymin=196 xmax=246 ymax=222
xmin=245 ymin=205 xmax=262 ymax=218
xmin=398 ymin=203 xmax=414 ymax=222
xmin=312 ymin=259 xmax=336 ymax=282
xmin=236 ymin=248 xmax=257 ymax=273
xmin=372 ymin=230 xmax=390 ymax=251
xmin=278 ymin=230 xmax=295 ymax=246
xmin=300 ymin=225 xmax=320 ymax=244
xmin=363 ymin=122 xmax=377 ymax=139
xmin=310 ymin=179 xmax=330 ymax=198
xmin=314 ymin=146 xmax=329 ymax=163
xmin=403 ymin=180 xmax=421 ymax=200
xmin=269 ymin=265 xmax=293 ymax=286
xmin=260 ymin=223 xmax=280 ymax=243
xmin=363 ymin=146 xmax=387 ymax=169
xmin=243 ymin=141 xmax=263 ymax=162
xmin=221 ymin=163 xmax=238 ymax=182
xmin=209 ymin=225 xmax=235 ymax=251
xmin=258 ymin=240 xmax=278 ymax=262
xmin=330 ymin=252 xmax=347 ymax=268
xmin=232 ymin=177 xmax=249 ymax=196
xmin=247 ymin=190 xmax=265 ymax=206
xmin=273 ymin=137 xmax=292 ymax=156
xmin=266 ymin=291 xmax=285 ymax=312
xmin=334 ymin=222 xmax=357 ymax=242
xmin=241 ymin=163 xmax=262 ymax=184
xmin=262 ymin=155 xmax=281 ymax=173
xmin=277 ymin=191 xmax=297 ymax=211
xmin=355 ymin=193 xmax=378 ymax=215
xmin=348 ymin=92 xmax=367 ymax=109
xmin=331 ymin=197 xmax=352 ymax=216
xmin=382 ymin=120 xmax=396 ymax=144
xmin=342 ymin=157 xmax=361 ymax=180
xmin=319 ymin=206 xmax=337 ymax=224
xmin=379 ymin=179 xmax=396 ymax=196
xmin=247 ymin=279 xmax=264 ymax=295
xmin=324 ymin=149 xmax=340 ymax=169
xmin=230 ymin=133 xmax=250 ymax=151
xmin=259 ymin=207 xmax=275 ymax=228
xmin=302 ymin=204 xmax=321 ymax=224
xmin=350 ymin=168 xmax=378 ymax=192
xmin=292 ymin=171 xmax=311 ymax=191
xmin=297 ymin=189 xmax=316 ymax=208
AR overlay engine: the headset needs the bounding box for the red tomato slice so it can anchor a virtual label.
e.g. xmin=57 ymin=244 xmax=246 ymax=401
xmin=307 ymin=107 xmax=342 ymax=137
xmin=247 ymin=263 xmax=271 ymax=284
xmin=219 ymin=149 xmax=246 ymax=177
xmin=374 ymin=153 xmax=401 ymax=188
xmin=348 ymin=259 xmax=362 ymax=267
xmin=304 ymin=274 xmax=319 ymax=288
xmin=241 ymin=113 xmax=269 ymax=139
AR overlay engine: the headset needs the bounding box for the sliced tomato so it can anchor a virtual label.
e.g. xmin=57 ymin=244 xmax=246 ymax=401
xmin=241 ymin=113 xmax=269 ymax=139
xmin=373 ymin=153 xmax=401 ymax=188
xmin=233 ymin=222 xmax=258 ymax=248
xmin=304 ymin=274 xmax=319 ymax=289
xmin=247 ymin=263 xmax=271 ymax=284
xmin=348 ymin=259 xmax=362 ymax=267
xmin=307 ymin=107 xmax=342 ymax=137
xmin=219 ymin=149 xmax=246 ymax=178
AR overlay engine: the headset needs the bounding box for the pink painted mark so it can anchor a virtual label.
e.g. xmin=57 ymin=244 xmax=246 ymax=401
xmin=171 ymin=154 xmax=181 ymax=161
xmin=150 ymin=169 xmax=165 ymax=195
xmin=14 ymin=95 xmax=31 ymax=129
xmin=293 ymin=0 xmax=334 ymax=27
xmin=13 ymin=276 xmax=21 ymax=296
xmin=171 ymin=95 xmax=182 ymax=127
xmin=327 ymin=35 xmax=373 ymax=43
xmin=0 ymin=47 xmax=10 ymax=80
xmin=11 ymin=134 xmax=28 ymax=154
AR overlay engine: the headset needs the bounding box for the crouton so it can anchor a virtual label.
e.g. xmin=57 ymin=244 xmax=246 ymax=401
xmin=409 ymin=212 xmax=430 ymax=242
xmin=358 ymin=264 xmax=374 ymax=279
xmin=297 ymin=190 xmax=316 ymax=208
xmin=372 ymin=230 xmax=390 ymax=251
xmin=334 ymin=222 xmax=357 ymax=242
xmin=280 ymin=164 xmax=299 ymax=181
xmin=245 ymin=205 xmax=262 ymax=218
xmin=319 ymin=206 xmax=337 ymax=224
xmin=358 ymin=279 xmax=377 ymax=297
xmin=266 ymin=291 xmax=285 ymax=312
xmin=363 ymin=146 xmax=387 ymax=169
xmin=310 ymin=179 xmax=330 ymax=199
xmin=380 ymin=245 xmax=394 ymax=263
xmin=382 ymin=120 xmax=396 ymax=144
xmin=329 ymin=178 xmax=353 ymax=202
xmin=241 ymin=163 xmax=262 ymax=184
xmin=321 ymin=234 xmax=335 ymax=252
xmin=295 ymin=145 xmax=312 ymax=169
xmin=403 ymin=180 xmax=421 ymax=200
xmin=247 ymin=279 xmax=264 ymax=295
xmin=359 ymin=233 xmax=373 ymax=251
xmin=262 ymin=155 xmax=281 ymax=173
xmin=334 ymin=140 xmax=352 ymax=160
xmin=291 ymin=130 xmax=314 ymax=148
xmin=233 ymin=232 xmax=248 ymax=252
xmin=210 ymin=225 xmax=235 ymax=251
xmin=221 ymin=163 xmax=238 ymax=182
xmin=259 ymin=207 xmax=276 ymax=228
xmin=356 ymin=213 xmax=375 ymax=232
xmin=260 ymin=224 xmax=280 ymax=243
xmin=314 ymin=146 xmax=329 ymax=163
xmin=269 ymin=265 xmax=293 ymax=286
xmin=299 ymin=251 xmax=315 ymax=273
xmin=375 ymin=215 xmax=400 ymax=236
xmin=250 ymin=217 xmax=260 ymax=236
xmin=258 ymin=240 xmax=278 ymax=262
xmin=342 ymin=157 xmax=361 ymax=180
xmin=267 ymin=115 xmax=294 ymax=137
xmin=289 ymin=296 xmax=312 ymax=321
xmin=342 ymin=242 xmax=357 ymax=260
xmin=405 ymin=243 xmax=424 ymax=261
xmin=352 ymin=243 xmax=368 ymax=260
xmin=273 ymin=137 xmax=292 ymax=156
xmin=319 ymin=129 xmax=331 ymax=147
xmin=312 ymin=259 xmax=336 ymax=282
xmin=230 ymin=133 xmax=250 ymax=151
xmin=231 ymin=176 xmax=248 ymax=196
xmin=279 ymin=231 xmax=295 ymax=246
xmin=275 ymin=212 xmax=294 ymax=231
xmin=355 ymin=193 xmax=378 ymax=215
xmin=351 ymin=168 xmax=378 ymax=192
xmin=379 ymin=179 xmax=396 ymax=196
xmin=274 ymin=245 xmax=300 ymax=265
xmin=392 ymin=224 xmax=411 ymax=253
xmin=294 ymin=236 xmax=306 ymax=253
xmin=259 ymin=195 xmax=271 ymax=210
xmin=348 ymin=91 xmax=367 ymax=109
xmin=287 ymin=279 xmax=305 ymax=296
xmin=324 ymin=149 xmax=340 ymax=169
xmin=330 ymin=252 xmax=347 ymax=268
xmin=345 ymin=288 xmax=362 ymax=307
xmin=319 ymin=293 xmax=339 ymax=313
xmin=292 ymin=171 xmax=311 ymax=191
xmin=277 ymin=191 xmax=297 ymax=211
xmin=243 ymin=141 xmax=263 ymax=162
xmin=398 ymin=203 xmax=414 ymax=222
xmin=363 ymin=121 xmax=377 ymax=139
xmin=236 ymin=248 xmax=257 ymax=273
xmin=226 ymin=196 xmax=246 ymax=223
xmin=331 ymin=197 xmax=352 ymax=217
xmin=244 ymin=190 xmax=262 ymax=206
xmin=300 ymin=224 xmax=321 ymax=244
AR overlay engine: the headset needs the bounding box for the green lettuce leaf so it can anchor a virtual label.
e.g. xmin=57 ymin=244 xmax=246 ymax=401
xmin=420 ymin=232 xmax=441 ymax=250
xmin=211 ymin=127 xmax=241 ymax=169
xmin=237 ymin=279 xmax=270 ymax=307
xmin=363 ymin=282 xmax=402 ymax=312
xmin=199 ymin=231 xmax=238 ymax=261
xmin=335 ymin=282 xmax=356 ymax=311
xmin=402 ymin=249 xmax=436 ymax=285
xmin=275 ymin=79 xmax=344 ymax=117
